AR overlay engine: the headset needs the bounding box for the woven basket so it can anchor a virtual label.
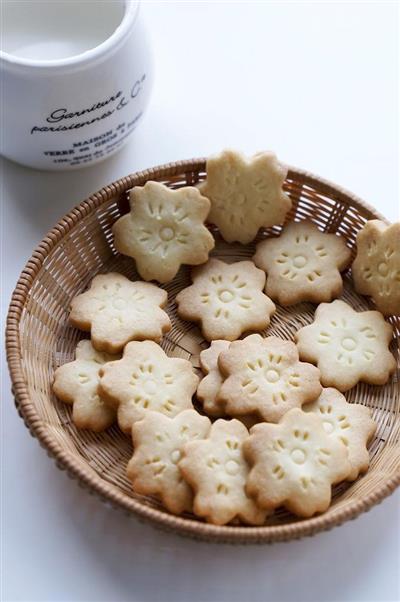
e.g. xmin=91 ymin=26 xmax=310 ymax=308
xmin=6 ymin=159 xmax=400 ymax=544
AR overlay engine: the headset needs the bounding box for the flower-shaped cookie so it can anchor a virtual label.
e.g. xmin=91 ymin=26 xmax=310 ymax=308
xmin=179 ymin=419 xmax=268 ymax=525
xmin=352 ymin=220 xmax=400 ymax=316
xmin=218 ymin=334 xmax=322 ymax=423
xmin=197 ymin=340 xmax=231 ymax=417
xmin=304 ymin=388 xmax=377 ymax=480
xmin=53 ymin=340 xmax=119 ymax=431
xmin=112 ymin=181 xmax=215 ymax=283
xmin=254 ymin=221 xmax=351 ymax=305
xmin=244 ymin=408 xmax=351 ymax=517
xmin=70 ymin=272 xmax=171 ymax=354
xmin=98 ymin=341 xmax=198 ymax=433
xmin=296 ymin=300 xmax=396 ymax=391
xmin=176 ymin=259 xmax=276 ymax=341
xmin=200 ymin=150 xmax=292 ymax=244
xmin=127 ymin=410 xmax=211 ymax=514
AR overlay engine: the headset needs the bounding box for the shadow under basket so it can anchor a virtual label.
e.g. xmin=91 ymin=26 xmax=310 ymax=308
xmin=6 ymin=158 xmax=400 ymax=544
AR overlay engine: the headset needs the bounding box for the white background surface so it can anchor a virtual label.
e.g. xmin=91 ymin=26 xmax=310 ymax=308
xmin=1 ymin=3 xmax=399 ymax=602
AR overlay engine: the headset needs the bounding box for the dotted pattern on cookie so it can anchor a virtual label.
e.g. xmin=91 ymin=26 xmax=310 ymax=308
xmin=98 ymin=341 xmax=198 ymax=433
xmin=127 ymin=409 xmax=211 ymax=514
xmin=218 ymin=334 xmax=322 ymax=422
xmin=295 ymin=299 xmax=396 ymax=391
xmin=244 ymin=408 xmax=352 ymax=517
xmin=112 ymin=181 xmax=215 ymax=283
xmin=254 ymin=221 xmax=351 ymax=305
xmin=304 ymin=388 xmax=377 ymax=480
xmin=176 ymin=258 xmax=276 ymax=341
xmin=69 ymin=272 xmax=171 ymax=353
xmin=179 ymin=419 xmax=268 ymax=525
xmin=201 ymin=150 xmax=292 ymax=244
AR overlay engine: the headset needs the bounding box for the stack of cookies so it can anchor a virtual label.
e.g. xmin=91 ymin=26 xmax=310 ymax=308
xmin=53 ymin=149 xmax=399 ymax=525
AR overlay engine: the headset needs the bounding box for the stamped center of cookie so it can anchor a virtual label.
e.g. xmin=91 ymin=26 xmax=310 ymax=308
xmin=218 ymin=289 xmax=234 ymax=303
xmin=292 ymin=254 xmax=307 ymax=269
xmin=341 ymin=337 xmax=357 ymax=351
xmin=290 ymin=448 xmax=306 ymax=464
xmin=322 ymin=420 xmax=334 ymax=434
xmin=170 ymin=449 xmax=182 ymax=464
xmin=159 ymin=226 xmax=175 ymax=241
xmin=143 ymin=379 xmax=157 ymax=395
xmin=225 ymin=459 xmax=240 ymax=475
xmin=112 ymin=297 xmax=127 ymax=310
xmin=377 ymin=261 xmax=389 ymax=277
xmin=265 ymin=368 xmax=280 ymax=383
xmin=236 ymin=192 xmax=247 ymax=207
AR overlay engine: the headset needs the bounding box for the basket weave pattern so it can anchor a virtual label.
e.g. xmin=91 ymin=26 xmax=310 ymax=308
xmin=6 ymin=159 xmax=400 ymax=543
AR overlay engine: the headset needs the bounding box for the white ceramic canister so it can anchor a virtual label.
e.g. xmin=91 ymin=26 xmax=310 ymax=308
xmin=0 ymin=0 xmax=153 ymax=170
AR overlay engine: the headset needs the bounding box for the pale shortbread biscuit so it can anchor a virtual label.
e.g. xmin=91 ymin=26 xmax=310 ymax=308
xmin=127 ymin=410 xmax=211 ymax=514
xmin=176 ymin=259 xmax=276 ymax=341
xmin=244 ymin=408 xmax=351 ymax=517
xmin=179 ymin=419 xmax=268 ymax=525
xmin=304 ymin=388 xmax=377 ymax=480
xmin=70 ymin=272 xmax=171 ymax=354
xmin=352 ymin=220 xmax=400 ymax=316
xmin=295 ymin=300 xmax=396 ymax=391
xmin=200 ymin=150 xmax=292 ymax=244
xmin=112 ymin=181 xmax=215 ymax=283
xmin=53 ymin=340 xmax=119 ymax=431
xmin=218 ymin=334 xmax=322 ymax=423
xmin=197 ymin=340 xmax=231 ymax=417
xmin=99 ymin=341 xmax=198 ymax=433
xmin=254 ymin=221 xmax=351 ymax=305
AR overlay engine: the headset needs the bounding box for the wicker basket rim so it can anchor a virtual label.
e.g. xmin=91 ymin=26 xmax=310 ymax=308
xmin=5 ymin=158 xmax=399 ymax=543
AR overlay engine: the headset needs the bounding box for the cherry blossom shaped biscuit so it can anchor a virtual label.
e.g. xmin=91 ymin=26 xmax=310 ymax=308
xmin=179 ymin=419 xmax=268 ymax=525
xmin=70 ymin=272 xmax=171 ymax=354
xmin=295 ymin=300 xmax=396 ymax=391
xmin=304 ymin=388 xmax=377 ymax=480
xmin=244 ymin=408 xmax=351 ymax=517
xmin=201 ymin=150 xmax=292 ymax=244
xmin=254 ymin=221 xmax=351 ymax=305
xmin=218 ymin=334 xmax=322 ymax=423
xmin=53 ymin=340 xmax=119 ymax=431
xmin=352 ymin=220 xmax=400 ymax=316
xmin=176 ymin=259 xmax=276 ymax=341
xmin=197 ymin=340 xmax=231 ymax=417
xmin=127 ymin=410 xmax=211 ymax=514
xmin=112 ymin=181 xmax=215 ymax=283
xmin=99 ymin=341 xmax=198 ymax=433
